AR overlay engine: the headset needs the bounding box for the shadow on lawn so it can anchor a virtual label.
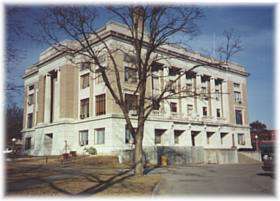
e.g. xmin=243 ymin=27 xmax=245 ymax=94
xmin=78 ymin=164 xmax=160 ymax=195
xmin=78 ymin=169 xmax=134 ymax=195
xmin=6 ymin=160 xmax=160 ymax=196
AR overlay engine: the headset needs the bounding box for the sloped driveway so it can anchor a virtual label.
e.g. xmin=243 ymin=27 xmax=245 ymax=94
xmin=150 ymin=164 xmax=274 ymax=196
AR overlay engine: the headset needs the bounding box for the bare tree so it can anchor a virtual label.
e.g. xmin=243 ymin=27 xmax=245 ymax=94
xmin=5 ymin=104 xmax=23 ymax=145
xmin=31 ymin=6 xmax=242 ymax=176
xmin=217 ymin=28 xmax=243 ymax=63
xmin=5 ymin=7 xmax=27 ymax=101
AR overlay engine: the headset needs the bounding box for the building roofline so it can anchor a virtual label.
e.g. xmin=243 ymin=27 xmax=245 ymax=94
xmin=23 ymin=20 xmax=249 ymax=78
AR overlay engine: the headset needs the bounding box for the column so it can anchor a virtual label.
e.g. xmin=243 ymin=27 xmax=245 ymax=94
xmin=178 ymin=72 xmax=184 ymax=116
xmin=195 ymin=74 xmax=201 ymax=114
xmin=163 ymin=67 xmax=170 ymax=117
xmin=209 ymin=77 xmax=216 ymax=117
xmin=198 ymin=125 xmax=208 ymax=147
xmin=186 ymin=124 xmax=192 ymax=146
xmin=54 ymin=70 xmax=60 ymax=121
xmin=221 ymin=80 xmax=228 ymax=121
xmin=44 ymin=74 xmax=51 ymax=123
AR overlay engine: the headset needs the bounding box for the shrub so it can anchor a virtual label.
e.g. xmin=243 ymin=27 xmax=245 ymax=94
xmin=84 ymin=147 xmax=97 ymax=155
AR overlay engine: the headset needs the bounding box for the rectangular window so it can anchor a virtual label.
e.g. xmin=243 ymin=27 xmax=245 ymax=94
xmin=170 ymin=102 xmax=177 ymax=113
xmin=185 ymin=71 xmax=196 ymax=79
xmin=187 ymin=104 xmax=193 ymax=115
xmin=81 ymin=62 xmax=91 ymax=71
xmin=215 ymin=89 xmax=220 ymax=100
xmin=167 ymin=81 xmax=177 ymax=93
xmin=220 ymin=133 xmax=228 ymax=145
xmin=169 ymin=67 xmax=180 ymax=76
xmin=80 ymin=98 xmax=89 ymax=119
xmin=125 ymin=125 xmax=134 ymax=144
xmin=81 ymin=73 xmax=90 ymax=89
xmin=201 ymin=87 xmax=207 ymax=95
xmin=79 ymin=130 xmax=88 ymax=146
xmin=238 ymin=133 xmax=245 ymax=145
xmin=96 ymin=94 xmax=106 ymax=116
xmin=124 ymin=54 xmax=136 ymax=63
xmin=95 ymin=71 xmax=103 ymax=84
xmin=29 ymin=85 xmax=34 ymax=91
xmin=191 ymin=131 xmax=198 ymax=146
xmin=27 ymin=113 xmax=33 ymax=128
xmin=28 ymin=94 xmax=34 ymax=105
xmin=174 ymin=134 xmax=179 ymax=144
xmin=186 ymin=83 xmax=192 ymax=91
xmin=202 ymin=107 xmax=207 ymax=116
xmin=25 ymin=137 xmax=32 ymax=150
xmin=155 ymin=130 xmax=164 ymax=145
xmin=95 ymin=128 xmax=105 ymax=144
xmin=152 ymin=100 xmax=160 ymax=111
xmin=207 ymin=132 xmax=214 ymax=145
xmin=152 ymin=75 xmax=159 ymax=92
xmin=216 ymin=108 xmax=221 ymax=118
xmin=215 ymin=79 xmax=222 ymax=86
xmin=234 ymin=91 xmax=242 ymax=103
xmin=125 ymin=94 xmax=138 ymax=111
xmin=233 ymin=82 xmax=240 ymax=88
xmin=235 ymin=109 xmax=243 ymax=125
xmin=125 ymin=67 xmax=137 ymax=83
xmin=201 ymin=75 xmax=209 ymax=83
xmin=174 ymin=131 xmax=183 ymax=144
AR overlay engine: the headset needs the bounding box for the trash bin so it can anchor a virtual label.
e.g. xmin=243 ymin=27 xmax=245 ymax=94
xmin=160 ymin=155 xmax=168 ymax=166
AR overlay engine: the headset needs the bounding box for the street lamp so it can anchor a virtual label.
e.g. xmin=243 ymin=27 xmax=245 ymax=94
xmin=255 ymin=135 xmax=259 ymax=151
xmin=12 ymin=138 xmax=16 ymax=154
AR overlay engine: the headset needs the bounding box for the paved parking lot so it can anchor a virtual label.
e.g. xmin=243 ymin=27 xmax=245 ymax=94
xmin=151 ymin=164 xmax=274 ymax=195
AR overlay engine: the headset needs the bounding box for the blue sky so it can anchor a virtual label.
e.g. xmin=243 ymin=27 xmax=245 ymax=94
xmin=5 ymin=5 xmax=275 ymax=128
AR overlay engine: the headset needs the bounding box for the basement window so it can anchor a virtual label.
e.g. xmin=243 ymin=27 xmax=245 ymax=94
xmin=79 ymin=130 xmax=88 ymax=146
xmin=95 ymin=128 xmax=105 ymax=144
xmin=125 ymin=125 xmax=134 ymax=144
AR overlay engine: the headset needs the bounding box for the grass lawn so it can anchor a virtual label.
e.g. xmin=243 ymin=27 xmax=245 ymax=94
xmin=5 ymin=155 xmax=161 ymax=196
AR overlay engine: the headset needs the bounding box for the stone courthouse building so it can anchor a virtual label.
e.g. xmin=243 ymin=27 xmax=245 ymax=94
xmin=21 ymin=21 xmax=252 ymax=156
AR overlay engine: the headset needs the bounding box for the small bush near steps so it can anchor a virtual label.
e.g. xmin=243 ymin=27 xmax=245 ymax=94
xmin=84 ymin=147 xmax=97 ymax=155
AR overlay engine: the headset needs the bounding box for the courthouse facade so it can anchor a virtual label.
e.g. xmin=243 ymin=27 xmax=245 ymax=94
xmin=22 ymin=21 xmax=252 ymax=156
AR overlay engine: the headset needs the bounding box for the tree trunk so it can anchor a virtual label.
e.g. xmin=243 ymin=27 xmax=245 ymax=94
xmin=134 ymin=124 xmax=144 ymax=176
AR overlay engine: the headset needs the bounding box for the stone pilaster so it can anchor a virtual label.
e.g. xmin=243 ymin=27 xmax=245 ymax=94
xmin=44 ymin=74 xmax=51 ymax=123
xmin=60 ymin=64 xmax=79 ymax=119
xmin=37 ymin=75 xmax=45 ymax=124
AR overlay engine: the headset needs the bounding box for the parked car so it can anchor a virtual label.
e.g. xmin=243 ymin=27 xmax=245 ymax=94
xmin=262 ymin=153 xmax=273 ymax=171
xmin=260 ymin=141 xmax=274 ymax=172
